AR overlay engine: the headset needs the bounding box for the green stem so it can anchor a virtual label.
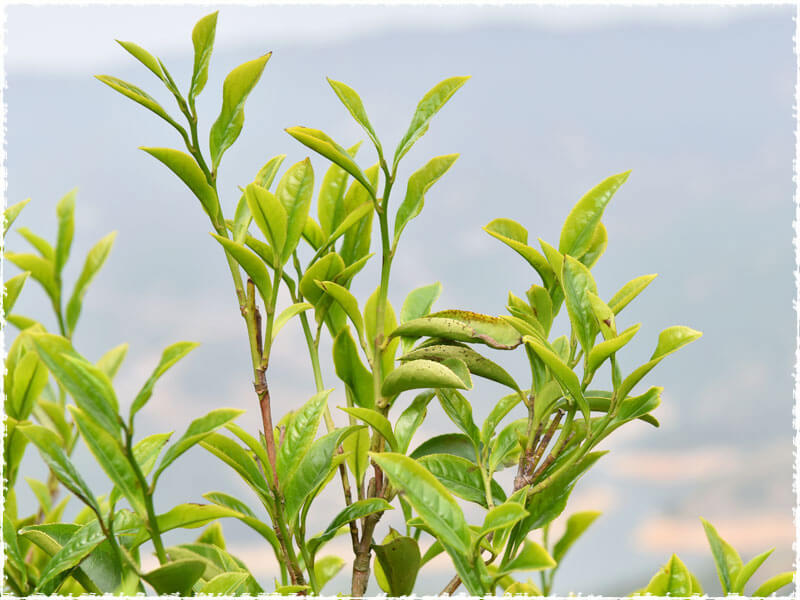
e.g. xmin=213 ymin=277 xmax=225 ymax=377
xmin=298 ymin=539 xmax=319 ymax=594
xmin=125 ymin=430 xmax=168 ymax=565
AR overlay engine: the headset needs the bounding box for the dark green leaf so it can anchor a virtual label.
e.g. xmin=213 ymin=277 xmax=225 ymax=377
xmin=143 ymin=559 xmax=206 ymax=595
xmin=382 ymin=358 xmax=469 ymax=397
xmin=309 ymin=498 xmax=393 ymax=555
xmin=419 ymin=453 xmax=504 ymax=507
xmin=373 ymin=535 xmax=421 ymax=596
xmin=402 ymin=343 xmax=519 ymax=391
xmin=332 ymin=326 xmax=373 ymax=409
xmin=410 ymin=433 xmax=476 ymax=462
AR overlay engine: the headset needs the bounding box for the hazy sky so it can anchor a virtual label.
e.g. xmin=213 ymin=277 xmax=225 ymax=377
xmin=5 ymin=4 xmax=795 ymax=595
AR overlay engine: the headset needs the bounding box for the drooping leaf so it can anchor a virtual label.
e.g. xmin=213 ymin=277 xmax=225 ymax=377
xmin=401 ymin=343 xmax=519 ymax=391
xmin=392 ymin=310 xmax=522 ymax=350
xmin=286 ymin=126 xmax=375 ymax=197
xmin=5 ymin=252 xmax=58 ymax=303
xmin=501 ymin=540 xmax=556 ymax=575
xmin=211 ymin=234 xmax=272 ymax=306
xmin=209 ymin=53 xmax=272 ymax=169
xmin=393 ymin=76 xmax=470 ymax=167
xmin=484 ymin=218 xmax=554 ymax=288
xmin=340 ymin=406 xmax=398 ymax=451
xmin=436 ymin=388 xmax=480 ymax=445
xmin=143 ymin=559 xmax=207 ymax=595
xmin=141 ymin=147 xmax=219 ymax=221
xmin=394 ymin=154 xmax=458 ymax=243
xmin=200 ymin=432 xmax=272 ymax=499
xmin=409 ymin=432 xmax=476 ymax=462
xmin=373 ymin=534 xmax=421 ymax=596
xmin=95 ymin=75 xmax=179 ymax=128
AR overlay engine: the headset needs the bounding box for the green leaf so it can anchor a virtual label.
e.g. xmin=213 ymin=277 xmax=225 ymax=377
xmin=286 ymin=127 xmax=375 ymax=198
xmin=617 ymin=326 xmax=702 ymax=401
xmin=277 ymin=390 xmax=330 ymax=484
xmin=272 ymin=302 xmax=312 ymax=341
xmin=95 ymin=75 xmax=178 ymax=127
xmin=382 ymin=358 xmax=470 ymax=397
xmin=753 ymin=572 xmax=794 ymax=597
xmin=558 ymin=170 xmax=630 ymax=258
xmin=480 ymin=503 xmax=528 ymax=539
xmin=399 ymin=281 xmax=442 ymax=352
xmin=580 ymin=221 xmax=608 ymax=268
xmin=54 ymin=189 xmax=76 ymax=275
xmin=17 ymin=425 xmax=100 ymax=512
xmin=645 ymin=554 xmax=693 ymax=597
xmin=393 ymin=76 xmax=470 ymax=167
xmin=143 ymin=559 xmax=206 ymax=595
xmin=436 ymin=388 xmax=480 ymax=445
xmin=128 ymin=504 xmax=244 ymax=549
xmin=245 ymin=183 xmax=287 ymax=262
xmin=701 ymin=517 xmax=743 ymax=594
xmin=200 ymin=432 xmax=271 ymax=499
xmin=552 ymin=511 xmax=601 ymax=564
xmin=340 ymin=406 xmax=398 ymax=451
xmin=69 ymin=405 xmax=146 ymax=516
xmin=314 ymin=555 xmax=345 ymax=591
xmin=4 ymin=513 xmax=28 ymax=589
xmin=394 ymin=154 xmax=458 ymax=243
xmin=31 ymin=334 xmax=120 ymax=437
xmin=614 ymin=386 xmax=662 ymax=425
xmin=202 ymin=492 xmax=281 ymax=553
xmin=562 ymin=255 xmax=598 ymax=354
xmin=339 ymin=164 xmax=379 ymax=266
xmin=316 ymin=281 xmax=366 ymax=346
xmin=309 ymin=498 xmax=393 ymax=555
xmin=327 ymin=78 xmax=382 ymax=153
xmin=482 ymin=394 xmax=522 ymax=449
xmin=502 ymin=540 xmax=556 ymax=574
xmin=410 ymin=433 xmax=476 ymax=462
xmin=394 ymin=391 xmax=434 ymax=454
xmin=733 ymin=548 xmax=774 ymax=594
xmin=282 ymin=426 xmax=361 ymax=523
xmin=325 ymin=202 xmax=372 ymax=249
xmin=373 ymin=535 xmax=421 ymax=596
xmin=254 ymin=154 xmax=287 ymax=190
xmin=587 ymin=291 xmax=616 ymax=340
xmin=483 ymin=218 xmax=554 ymax=287
xmin=523 ymin=336 xmax=588 ymax=422
xmin=96 ymin=343 xmax=129 ymax=381
xmin=154 ymin=408 xmax=245 ymax=482
xmin=10 ymin=349 xmax=48 ymax=420
xmin=332 ymin=326 xmax=373 ymax=409
xmin=4 ymin=197 xmax=30 ymax=237
xmin=489 ymin=419 xmax=525 ymax=472
xmin=211 ymin=234 xmax=272 ymax=306
xmin=117 ymin=39 xmax=164 ymax=81
xmin=586 ymin=323 xmax=640 ymax=378
xmin=4 ymin=271 xmax=30 ymax=315
xmin=608 ymin=273 xmax=657 ymax=314
xmin=65 ymin=231 xmax=116 ymax=334
xmin=130 ymin=341 xmax=198 ymax=422
xmin=199 ymin=572 xmax=248 ymax=595
xmin=343 ymin=426 xmax=370 ymax=484
xmin=16 ymin=226 xmax=55 ymax=260
xmin=364 ymin=285 xmax=400 ymax=377
xmin=401 ymin=343 xmax=519 ymax=391
xmin=418 ymin=453 xmax=503 ymax=508
xmin=301 ymin=253 xmax=344 ymax=306
xmin=131 ymin=432 xmax=172 ymax=478
xmin=372 ymin=452 xmax=472 ymax=557
xmin=189 ymin=11 xmax=218 ymax=101
xmin=209 ymin=53 xmax=271 ymax=169
xmin=318 ymin=141 xmax=362 ymax=237
xmin=276 ymin=158 xmax=315 ymax=260
xmin=5 ymin=252 xmax=58 ymax=303
xmin=141 ymin=147 xmax=219 ymax=221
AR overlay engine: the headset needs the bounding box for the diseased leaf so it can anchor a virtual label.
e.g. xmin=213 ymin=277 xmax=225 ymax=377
xmin=382 ymin=359 xmax=469 ymax=397
xmin=210 ymin=53 xmax=271 ymax=169
xmin=401 ymin=343 xmax=519 ymax=391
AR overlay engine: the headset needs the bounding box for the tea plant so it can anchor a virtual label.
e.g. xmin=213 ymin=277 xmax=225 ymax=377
xmin=3 ymin=11 xmax=794 ymax=596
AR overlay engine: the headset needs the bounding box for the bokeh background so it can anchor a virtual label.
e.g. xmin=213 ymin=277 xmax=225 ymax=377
xmin=5 ymin=4 xmax=795 ymax=595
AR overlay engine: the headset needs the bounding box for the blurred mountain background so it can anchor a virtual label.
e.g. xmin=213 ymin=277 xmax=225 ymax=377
xmin=5 ymin=4 xmax=795 ymax=595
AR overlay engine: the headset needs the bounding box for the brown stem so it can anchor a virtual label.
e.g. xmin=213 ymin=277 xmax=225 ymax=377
xmin=514 ymin=410 xmax=563 ymax=491
xmin=441 ymin=574 xmax=462 ymax=595
xmin=254 ymin=370 xmax=278 ymax=488
xmin=530 ymin=410 xmax=563 ymax=470
xmin=351 ymin=512 xmax=382 ymax=596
